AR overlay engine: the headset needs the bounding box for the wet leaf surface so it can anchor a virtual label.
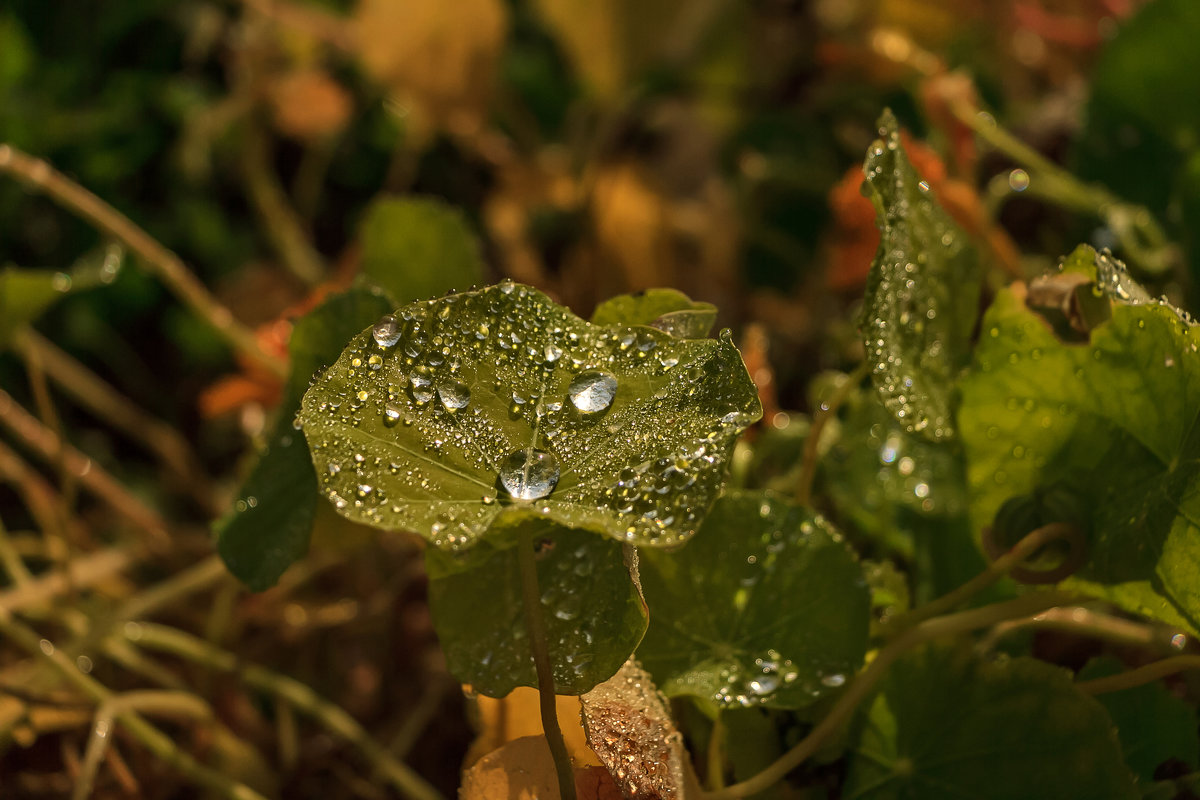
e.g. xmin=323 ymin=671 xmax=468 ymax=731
xmin=580 ymin=659 xmax=688 ymax=800
xmin=217 ymin=285 xmax=395 ymax=590
xmin=426 ymin=517 xmax=646 ymax=696
xmin=299 ymin=281 xmax=760 ymax=551
xmin=959 ymin=257 xmax=1200 ymax=631
xmin=636 ymin=492 xmax=868 ymax=710
xmin=845 ymin=645 xmax=1137 ymax=800
xmin=860 ymin=110 xmax=981 ymax=441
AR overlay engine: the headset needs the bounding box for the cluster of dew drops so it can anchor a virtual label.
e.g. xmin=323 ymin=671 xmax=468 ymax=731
xmin=860 ymin=126 xmax=962 ymax=443
xmin=303 ymin=281 xmax=752 ymax=551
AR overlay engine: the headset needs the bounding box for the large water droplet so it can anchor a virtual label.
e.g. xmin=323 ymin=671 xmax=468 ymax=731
xmin=437 ymin=379 xmax=471 ymax=411
xmin=568 ymin=370 xmax=618 ymax=414
xmin=499 ymin=448 xmax=560 ymax=500
xmin=372 ymin=314 xmax=401 ymax=348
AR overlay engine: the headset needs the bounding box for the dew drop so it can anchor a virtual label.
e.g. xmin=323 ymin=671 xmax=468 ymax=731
xmin=437 ymin=379 xmax=471 ymax=411
xmin=372 ymin=314 xmax=401 ymax=348
xmin=568 ymin=370 xmax=618 ymax=414
xmin=499 ymin=448 xmax=560 ymax=501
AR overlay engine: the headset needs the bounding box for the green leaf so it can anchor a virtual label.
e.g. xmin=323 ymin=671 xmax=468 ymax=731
xmin=591 ymin=288 xmax=718 ymax=339
xmin=860 ymin=110 xmax=981 ymax=441
xmin=959 ymin=253 xmax=1200 ymax=631
xmin=1073 ymin=0 xmax=1200 ymax=224
xmin=845 ymin=645 xmax=1138 ymax=800
xmin=358 ymin=196 xmax=485 ymax=304
xmin=298 ymin=281 xmax=761 ymax=550
xmin=825 ymin=385 xmax=968 ymax=521
xmin=217 ymin=285 xmax=395 ymax=590
xmin=426 ymin=517 xmax=646 ymax=695
xmin=636 ymin=492 xmax=868 ymax=710
xmin=1077 ymin=656 xmax=1198 ymax=783
xmin=0 ymin=244 xmax=125 ymax=346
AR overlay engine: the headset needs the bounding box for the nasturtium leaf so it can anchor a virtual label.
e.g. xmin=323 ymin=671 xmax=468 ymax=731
xmin=0 ymin=243 xmax=126 ymax=346
xmin=845 ymin=644 xmax=1137 ymax=800
xmin=1077 ymin=656 xmax=1199 ymax=783
xmin=591 ymin=288 xmax=718 ymax=339
xmin=825 ymin=385 xmax=967 ymax=521
xmin=358 ymin=196 xmax=485 ymax=303
xmin=636 ymin=492 xmax=868 ymax=710
xmin=217 ymin=285 xmax=395 ymax=590
xmin=298 ymin=281 xmax=760 ymax=550
xmin=860 ymin=110 xmax=981 ymax=441
xmin=959 ymin=251 xmax=1200 ymax=631
xmin=426 ymin=518 xmax=646 ymax=696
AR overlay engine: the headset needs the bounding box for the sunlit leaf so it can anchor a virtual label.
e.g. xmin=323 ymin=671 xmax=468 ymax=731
xmin=217 ymin=285 xmax=395 ymax=590
xmin=358 ymin=196 xmax=485 ymax=304
xmin=636 ymin=492 xmax=868 ymax=710
xmin=845 ymin=644 xmax=1137 ymax=799
xmin=1077 ymin=656 xmax=1199 ymax=783
xmin=426 ymin=517 xmax=646 ymax=696
xmin=580 ymin=659 xmax=692 ymax=799
xmin=298 ymin=281 xmax=760 ymax=550
xmin=959 ymin=249 xmax=1200 ymax=631
xmin=591 ymin=288 xmax=717 ymax=339
xmin=860 ymin=109 xmax=981 ymax=441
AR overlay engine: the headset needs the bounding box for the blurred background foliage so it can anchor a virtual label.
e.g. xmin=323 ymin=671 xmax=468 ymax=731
xmin=2 ymin=0 xmax=1197 ymax=796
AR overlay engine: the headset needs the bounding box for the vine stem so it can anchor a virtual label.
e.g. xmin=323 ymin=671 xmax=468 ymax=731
xmin=122 ymin=622 xmax=445 ymax=800
xmin=702 ymin=591 xmax=1074 ymax=800
xmin=796 ymin=363 xmax=868 ymax=507
xmin=0 ymin=143 xmax=285 ymax=379
xmin=883 ymin=522 xmax=1077 ymax=633
xmin=1076 ymin=655 xmax=1200 ymax=695
xmin=516 ymin=529 xmax=577 ymax=800
xmin=0 ymin=609 xmax=267 ymax=800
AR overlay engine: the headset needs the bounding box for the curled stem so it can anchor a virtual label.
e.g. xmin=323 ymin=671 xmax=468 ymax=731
xmin=886 ymin=522 xmax=1079 ymax=633
xmin=703 ymin=592 xmax=1074 ymax=800
xmin=516 ymin=529 xmax=577 ymax=800
xmin=1076 ymin=655 xmax=1200 ymax=695
xmin=0 ymin=143 xmax=284 ymax=378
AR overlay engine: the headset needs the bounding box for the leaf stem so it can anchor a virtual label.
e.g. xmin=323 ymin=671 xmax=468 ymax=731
xmin=883 ymin=523 xmax=1076 ymax=633
xmin=1076 ymin=655 xmax=1200 ymax=695
xmin=516 ymin=529 xmax=577 ymax=800
xmin=0 ymin=143 xmax=285 ymax=378
xmin=703 ymin=591 xmax=1073 ymax=799
xmin=706 ymin=711 xmax=727 ymax=791
xmin=796 ymin=363 xmax=868 ymax=507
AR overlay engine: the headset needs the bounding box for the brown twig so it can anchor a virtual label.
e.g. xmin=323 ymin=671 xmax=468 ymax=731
xmin=0 ymin=388 xmax=169 ymax=546
xmin=13 ymin=329 xmax=219 ymax=514
xmin=0 ymin=143 xmax=284 ymax=378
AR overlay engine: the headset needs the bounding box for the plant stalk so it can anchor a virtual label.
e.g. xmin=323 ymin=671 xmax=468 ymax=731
xmin=703 ymin=592 xmax=1073 ymax=799
xmin=1076 ymin=655 xmax=1200 ymax=695
xmin=516 ymin=530 xmax=577 ymax=800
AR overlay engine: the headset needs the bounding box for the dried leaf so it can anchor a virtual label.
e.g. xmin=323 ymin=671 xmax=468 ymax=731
xmin=461 ymin=735 xmax=622 ymax=800
xmin=580 ymin=659 xmax=691 ymax=799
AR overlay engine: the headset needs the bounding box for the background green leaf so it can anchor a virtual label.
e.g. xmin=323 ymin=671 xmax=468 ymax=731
xmin=299 ymin=282 xmax=760 ymax=550
xmin=860 ymin=109 xmax=981 ymax=441
xmin=845 ymin=645 xmax=1138 ymax=800
xmin=590 ymin=287 xmax=718 ymax=339
xmin=426 ymin=517 xmax=646 ymax=696
xmin=217 ymin=285 xmax=395 ymax=590
xmin=358 ymin=196 xmax=485 ymax=303
xmin=0 ymin=243 xmax=125 ymax=346
xmin=959 ymin=277 xmax=1200 ymax=631
xmin=636 ymin=492 xmax=868 ymax=710
xmin=1077 ymin=656 xmax=1198 ymax=783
